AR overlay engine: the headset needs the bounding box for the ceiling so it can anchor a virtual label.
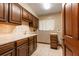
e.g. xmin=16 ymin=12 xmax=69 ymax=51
xmin=28 ymin=3 xmax=62 ymax=16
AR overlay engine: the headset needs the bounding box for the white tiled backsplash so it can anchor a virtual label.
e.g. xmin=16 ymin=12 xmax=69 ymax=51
xmin=0 ymin=21 xmax=34 ymax=34
xmin=12 ymin=25 xmax=28 ymax=35
xmin=0 ymin=23 xmax=16 ymax=34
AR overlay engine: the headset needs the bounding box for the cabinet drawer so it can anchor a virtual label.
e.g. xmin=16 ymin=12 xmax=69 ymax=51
xmin=51 ymin=44 xmax=58 ymax=49
xmin=0 ymin=42 xmax=15 ymax=55
xmin=51 ymin=45 xmax=57 ymax=49
xmin=51 ymin=43 xmax=57 ymax=47
xmin=50 ymin=38 xmax=57 ymax=41
xmin=50 ymin=35 xmax=57 ymax=38
xmin=51 ymin=40 xmax=58 ymax=43
xmin=1 ymin=49 xmax=15 ymax=56
xmin=16 ymin=38 xmax=28 ymax=46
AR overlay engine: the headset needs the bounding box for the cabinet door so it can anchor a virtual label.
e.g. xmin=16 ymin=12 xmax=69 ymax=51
xmin=33 ymin=17 xmax=35 ymax=28
xmin=1 ymin=49 xmax=15 ymax=56
xmin=9 ymin=3 xmax=22 ymax=24
xmin=35 ymin=18 xmax=39 ymax=30
xmin=29 ymin=14 xmax=32 ymax=21
xmin=22 ymin=9 xmax=29 ymax=21
xmin=63 ymin=3 xmax=79 ymax=56
xmin=28 ymin=37 xmax=34 ymax=55
xmin=29 ymin=21 xmax=33 ymax=27
xmin=29 ymin=15 xmax=33 ymax=27
xmin=33 ymin=17 xmax=38 ymax=31
xmin=33 ymin=35 xmax=37 ymax=51
xmin=29 ymin=43 xmax=34 ymax=55
xmin=0 ymin=3 xmax=8 ymax=22
xmin=17 ymin=43 xmax=28 ymax=56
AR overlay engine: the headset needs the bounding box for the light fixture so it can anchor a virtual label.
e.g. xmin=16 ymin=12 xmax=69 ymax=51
xmin=42 ymin=3 xmax=51 ymax=10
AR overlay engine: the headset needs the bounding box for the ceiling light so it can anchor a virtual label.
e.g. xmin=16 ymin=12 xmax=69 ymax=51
xmin=42 ymin=3 xmax=51 ymax=10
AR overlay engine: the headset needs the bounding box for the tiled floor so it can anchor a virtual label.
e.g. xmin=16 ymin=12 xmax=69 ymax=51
xmin=31 ymin=43 xmax=62 ymax=56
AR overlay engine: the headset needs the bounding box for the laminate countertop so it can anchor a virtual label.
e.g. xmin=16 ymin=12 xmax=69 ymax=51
xmin=50 ymin=33 xmax=57 ymax=35
xmin=0 ymin=33 xmax=37 ymax=45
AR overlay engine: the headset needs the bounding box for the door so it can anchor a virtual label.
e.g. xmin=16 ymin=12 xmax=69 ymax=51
xmin=63 ymin=3 xmax=79 ymax=56
xmin=0 ymin=3 xmax=8 ymax=22
xmin=17 ymin=43 xmax=28 ymax=56
xmin=1 ymin=49 xmax=15 ymax=56
xmin=9 ymin=3 xmax=22 ymax=24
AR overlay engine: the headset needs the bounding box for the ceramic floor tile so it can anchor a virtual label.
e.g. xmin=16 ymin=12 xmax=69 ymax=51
xmin=31 ymin=43 xmax=63 ymax=56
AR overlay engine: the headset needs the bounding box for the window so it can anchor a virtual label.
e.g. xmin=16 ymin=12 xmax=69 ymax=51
xmin=39 ymin=19 xmax=55 ymax=30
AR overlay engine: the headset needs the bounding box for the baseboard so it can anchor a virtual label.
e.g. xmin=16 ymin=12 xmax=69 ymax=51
xmin=37 ymin=42 xmax=50 ymax=45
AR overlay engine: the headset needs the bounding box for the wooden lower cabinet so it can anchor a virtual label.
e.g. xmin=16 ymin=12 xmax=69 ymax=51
xmin=16 ymin=43 xmax=28 ymax=56
xmin=0 ymin=35 xmax=37 ymax=56
xmin=0 ymin=42 xmax=15 ymax=56
xmin=50 ymin=34 xmax=58 ymax=49
xmin=1 ymin=49 xmax=15 ymax=56
xmin=29 ymin=43 xmax=34 ymax=55
xmin=33 ymin=35 xmax=37 ymax=51
xmin=28 ymin=35 xmax=37 ymax=56
xmin=16 ymin=38 xmax=29 ymax=56
xmin=16 ymin=35 xmax=37 ymax=56
xmin=28 ymin=36 xmax=34 ymax=55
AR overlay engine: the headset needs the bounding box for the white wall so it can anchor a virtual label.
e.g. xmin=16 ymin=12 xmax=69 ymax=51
xmin=37 ymin=13 xmax=62 ymax=44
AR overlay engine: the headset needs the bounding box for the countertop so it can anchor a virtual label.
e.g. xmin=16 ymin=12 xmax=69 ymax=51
xmin=0 ymin=33 xmax=37 ymax=45
xmin=50 ymin=33 xmax=57 ymax=35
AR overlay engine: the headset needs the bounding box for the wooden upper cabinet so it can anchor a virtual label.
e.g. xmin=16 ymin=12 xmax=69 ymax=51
xmin=33 ymin=17 xmax=36 ymax=28
xmin=0 ymin=3 xmax=8 ymax=22
xmin=35 ymin=18 xmax=39 ymax=29
xmin=29 ymin=15 xmax=33 ymax=27
xmin=33 ymin=17 xmax=38 ymax=31
xmin=22 ymin=8 xmax=29 ymax=21
xmin=9 ymin=3 xmax=22 ymax=24
xmin=29 ymin=14 xmax=33 ymax=22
